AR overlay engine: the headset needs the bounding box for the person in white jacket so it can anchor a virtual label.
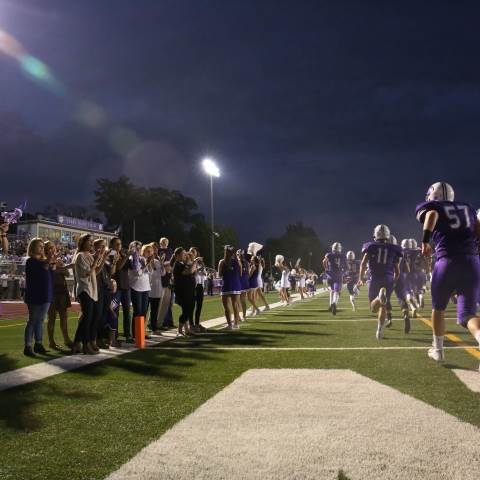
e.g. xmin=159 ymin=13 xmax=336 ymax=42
xmin=128 ymin=241 xmax=152 ymax=340
xmin=147 ymin=243 xmax=165 ymax=333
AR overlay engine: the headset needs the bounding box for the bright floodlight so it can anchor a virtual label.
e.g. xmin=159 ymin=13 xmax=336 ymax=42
xmin=202 ymin=157 xmax=220 ymax=177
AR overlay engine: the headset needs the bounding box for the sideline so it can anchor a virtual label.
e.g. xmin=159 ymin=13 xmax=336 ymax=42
xmin=0 ymin=290 xmax=326 ymax=392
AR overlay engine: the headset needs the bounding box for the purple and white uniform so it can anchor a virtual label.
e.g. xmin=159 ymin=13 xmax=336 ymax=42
xmin=416 ymin=200 xmax=480 ymax=326
xmin=220 ymin=258 xmax=242 ymax=296
xmin=345 ymin=259 xmax=360 ymax=295
xmin=362 ymin=241 xmax=403 ymax=303
xmin=394 ymin=255 xmax=408 ymax=306
xmin=325 ymin=252 xmax=346 ymax=293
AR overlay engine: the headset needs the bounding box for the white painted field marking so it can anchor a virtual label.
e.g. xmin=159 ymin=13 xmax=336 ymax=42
xmin=453 ymin=369 xmax=480 ymax=393
xmin=106 ymin=369 xmax=480 ymax=480
xmin=158 ymin=345 xmax=474 ymax=351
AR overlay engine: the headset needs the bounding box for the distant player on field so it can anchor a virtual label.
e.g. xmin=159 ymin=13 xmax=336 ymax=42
xmin=323 ymin=242 xmax=346 ymax=315
xmin=358 ymin=225 xmax=403 ymax=339
xmin=344 ymin=251 xmax=360 ymax=312
xmin=416 ymin=182 xmax=480 ymax=367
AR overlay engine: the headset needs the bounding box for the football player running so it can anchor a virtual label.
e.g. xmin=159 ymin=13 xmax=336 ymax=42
xmin=323 ymin=242 xmax=346 ymax=315
xmin=386 ymin=235 xmax=411 ymax=333
xmin=416 ymin=182 xmax=480 ymax=368
xmin=345 ymin=251 xmax=360 ymax=311
xmin=358 ymin=225 xmax=403 ymax=339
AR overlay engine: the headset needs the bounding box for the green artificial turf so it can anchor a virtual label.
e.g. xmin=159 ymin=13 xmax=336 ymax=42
xmin=0 ymin=289 xmax=478 ymax=480
xmin=0 ymin=292 xmax=281 ymax=373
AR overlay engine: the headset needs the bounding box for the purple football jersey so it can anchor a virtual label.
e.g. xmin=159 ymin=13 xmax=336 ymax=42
xmin=325 ymin=252 xmax=346 ymax=275
xmin=362 ymin=241 xmax=403 ymax=277
xmin=345 ymin=259 xmax=360 ymax=281
xmin=416 ymin=201 xmax=479 ymax=259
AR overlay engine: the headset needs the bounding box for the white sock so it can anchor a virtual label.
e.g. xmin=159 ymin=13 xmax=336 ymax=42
xmin=333 ymin=292 xmax=339 ymax=304
xmin=329 ymin=291 xmax=334 ymax=305
xmin=433 ymin=335 xmax=444 ymax=350
xmin=350 ymin=295 xmax=355 ymax=305
xmin=474 ymin=331 xmax=480 ymax=347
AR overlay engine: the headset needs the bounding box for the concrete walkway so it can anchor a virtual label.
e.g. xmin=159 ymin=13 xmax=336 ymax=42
xmin=0 ymin=290 xmax=325 ymax=392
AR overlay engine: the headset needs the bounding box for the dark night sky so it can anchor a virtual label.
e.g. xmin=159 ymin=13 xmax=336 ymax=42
xmin=1 ymin=0 xmax=480 ymax=252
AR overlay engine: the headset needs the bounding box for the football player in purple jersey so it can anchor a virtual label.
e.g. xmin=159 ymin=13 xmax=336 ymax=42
xmin=416 ymin=182 xmax=480 ymax=367
xmin=385 ymin=235 xmax=411 ymax=333
xmin=345 ymin=251 xmax=360 ymax=311
xmin=323 ymin=242 xmax=346 ymax=315
xmin=358 ymin=225 xmax=403 ymax=339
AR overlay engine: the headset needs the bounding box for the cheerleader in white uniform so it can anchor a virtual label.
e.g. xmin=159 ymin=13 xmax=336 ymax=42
xmin=255 ymin=256 xmax=270 ymax=310
xmin=276 ymin=255 xmax=290 ymax=305
xmin=297 ymin=265 xmax=307 ymax=300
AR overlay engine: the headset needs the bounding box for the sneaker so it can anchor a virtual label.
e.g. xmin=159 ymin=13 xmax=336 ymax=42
xmin=232 ymin=323 xmax=240 ymax=329
xmin=226 ymin=324 xmax=234 ymax=330
xmin=378 ymin=287 xmax=387 ymax=306
xmin=23 ymin=345 xmax=36 ymax=357
xmin=197 ymin=325 xmax=208 ymax=333
xmin=385 ymin=312 xmax=392 ymax=328
xmin=331 ymin=303 xmax=337 ymax=316
xmin=33 ymin=343 xmax=49 ymax=354
xmin=404 ymin=314 xmax=411 ymax=334
xmin=427 ymin=347 xmax=444 ymax=362
xmin=264 ymin=305 xmax=271 ymax=311
xmin=255 ymin=308 xmax=261 ymax=314
xmin=376 ymin=327 xmax=384 ymax=340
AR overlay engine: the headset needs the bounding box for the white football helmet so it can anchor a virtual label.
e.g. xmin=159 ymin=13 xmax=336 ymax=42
xmin=346 ymin=251 xmax=355 ymax=261
xmin=426 ymin=182 xmax=454 ymax=202
xmin=401 ymin=239 xmax=409 ymax=249
xmin=373 ymin=224 xmax=391 ymax=241
xmin=389 ymin=234 xmax=397 ymax=245
xmin=332 ymin=242 xmax=342 ymax=253
xmin=274 ymin=254 xmax=284 ymax=267
xmin=410 ymin=238 xmax=418 ymax=249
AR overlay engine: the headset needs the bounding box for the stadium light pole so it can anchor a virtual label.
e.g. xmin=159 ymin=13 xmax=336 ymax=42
xmin=202 ymin=158 xmax=220 ymax=269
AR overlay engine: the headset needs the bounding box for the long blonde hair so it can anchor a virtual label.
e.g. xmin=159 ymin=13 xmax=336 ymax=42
xmin=27 ymin=238 xmax=45 ymax=259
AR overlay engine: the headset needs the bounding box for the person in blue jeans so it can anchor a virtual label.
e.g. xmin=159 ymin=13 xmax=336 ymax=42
xmin=24 ymin=238 xmax=55 ymax=357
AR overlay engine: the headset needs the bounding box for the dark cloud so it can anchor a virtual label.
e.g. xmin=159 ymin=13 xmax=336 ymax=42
xmin=1 ymin=0 xmax=480 ymax=251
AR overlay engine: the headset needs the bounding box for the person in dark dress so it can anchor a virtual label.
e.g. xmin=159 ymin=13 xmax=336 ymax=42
xmin=172 ymin=247 xmax=197 ymax=336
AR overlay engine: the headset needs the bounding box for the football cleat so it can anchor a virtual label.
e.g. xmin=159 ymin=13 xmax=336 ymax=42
xmin=377 ymin=287 xmax=387 ymax=306
xmin=427 ymin=347 xmax=444 ymax=362
xmin=425 ymin=182 xmax=455 ymax=202
xmin=332 ymin=303 xmax=337 ymax=316
xmin=373 ymin=224 xmax=391 ymax=241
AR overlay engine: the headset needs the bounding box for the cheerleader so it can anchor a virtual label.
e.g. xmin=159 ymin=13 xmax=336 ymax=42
xmin=218 ymin=245 xmax=242 ymax=329
xmin=237 ymin=249 xmax=250 ymax=321
xmin=255 ymin=256 xmax=270 ymax=310
xmin=275 ymin=255 xmax=290 ymax=305
xmin=248 ymin=255 xmax=261 ymax=315
xmin=296 ymin=263 xmax=307 ymax=300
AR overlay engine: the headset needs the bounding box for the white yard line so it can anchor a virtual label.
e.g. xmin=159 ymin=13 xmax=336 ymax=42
xmin=0 ymin=290 xmax=326 ymax=392
xmin=453 ymin=369 xmax=480 ymax=393
xmin=106 ymin=369 xmax=480 ymax=480
xmin=157 ymin=345 xmax=476 ymax=351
